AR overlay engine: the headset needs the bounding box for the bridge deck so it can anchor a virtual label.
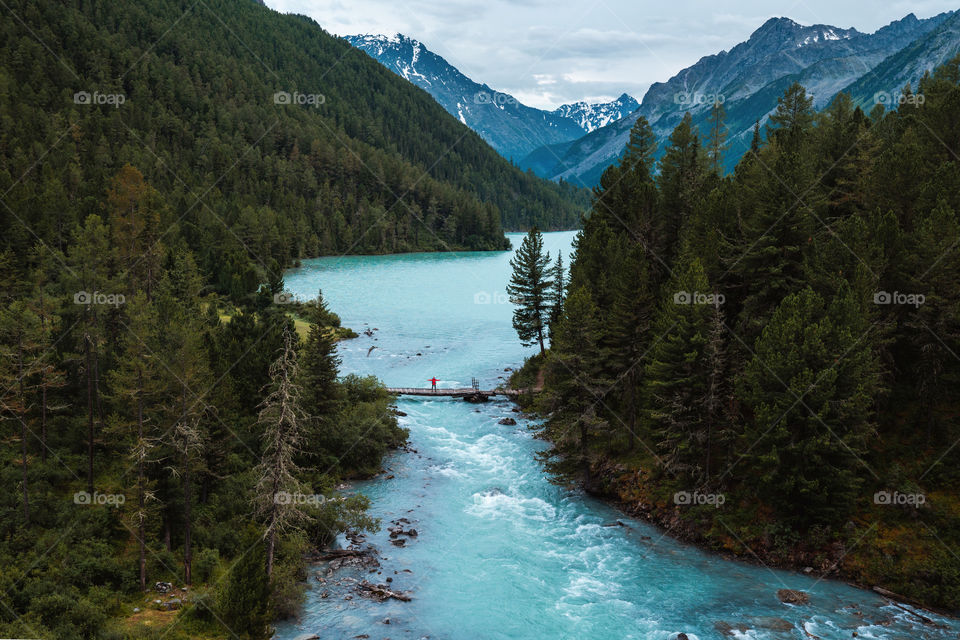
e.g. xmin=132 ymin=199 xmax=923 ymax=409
xmin=386 ymin=387 xmax=521 ymax=398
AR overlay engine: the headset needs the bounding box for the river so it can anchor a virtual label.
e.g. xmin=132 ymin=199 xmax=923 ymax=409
xmin=274 ymin=231 xmax=958 ymax=640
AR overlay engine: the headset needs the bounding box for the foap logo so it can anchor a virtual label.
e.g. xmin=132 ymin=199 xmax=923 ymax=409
xmin=674 ymin=490 xmax=725 ymax=508
xmin=274 ymin=91 xmax=326 ymax=107
xmin=73 ymin=90 xmax=126 ymax=108
xmin=474 ymin=91 xmax=517 ymax=107
xmin=673 ymin=291 xmax=724 ymax=307
xmin=274 ymin=491 xmax=326 ymax=505
xmin=873 ymin=91 xmax=925 ymax=108
xmin=74 ymin=291 xmax=125 ymax=308
xmin=874 ymin=490 xmax=926 ymax=507
xmin=674 ymin=91 xmax=725 ymax=106
xmin=273 ymin=291 xmax=299 ymax=305
xmin=873 ymin=291 xmax=925 ymax=308
xmin=74 ymin=490 xmax=125 ymax=507
xmin=473 ymin=291 xmax=515 ymax=305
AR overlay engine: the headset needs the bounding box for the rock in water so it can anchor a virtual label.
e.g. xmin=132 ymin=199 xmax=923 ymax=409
xmin=776 ymin=588 xmax=810 ymax=604
xmin=498 ymin=417 xmax=517 ymax=425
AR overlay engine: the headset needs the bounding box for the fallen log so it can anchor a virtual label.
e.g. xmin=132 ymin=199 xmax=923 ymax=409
xmin=887 ymin=601 xmax=934 ymax=625
xmin=872 ymin=586 xmax=942 ymax=624
xmin=872 ymin=586 xmax=927 ymax=609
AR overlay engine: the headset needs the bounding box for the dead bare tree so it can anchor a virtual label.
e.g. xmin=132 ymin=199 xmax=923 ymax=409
xmin=255 ymin=325 xmax=311 ymax=579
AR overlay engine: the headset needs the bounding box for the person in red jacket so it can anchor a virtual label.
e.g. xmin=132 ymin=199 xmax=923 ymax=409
xmin=429 ymin=377 xmax=438 ymax=391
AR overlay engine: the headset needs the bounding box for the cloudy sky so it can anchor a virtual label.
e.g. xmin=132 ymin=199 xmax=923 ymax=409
xmin=263 ymin=0 xmax=958 ymax=109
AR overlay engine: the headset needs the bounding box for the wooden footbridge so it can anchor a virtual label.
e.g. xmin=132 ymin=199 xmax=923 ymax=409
xmin=386 ymin=378 xmax=522 ymax=401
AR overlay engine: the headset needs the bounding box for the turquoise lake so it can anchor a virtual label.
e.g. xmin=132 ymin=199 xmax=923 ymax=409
xmin=275 ymin=231 xmax=959 ymax=640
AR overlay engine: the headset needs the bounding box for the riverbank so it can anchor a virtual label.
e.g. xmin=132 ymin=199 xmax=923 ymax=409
xmin=509 ymin=356 xmax=960 ymax=617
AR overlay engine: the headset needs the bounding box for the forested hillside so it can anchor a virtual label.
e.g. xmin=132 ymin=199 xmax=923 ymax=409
xmin=0 ymin=0 xmax=586 ymax=295
xmin=523 ymin=58 xmax=960 ymax=610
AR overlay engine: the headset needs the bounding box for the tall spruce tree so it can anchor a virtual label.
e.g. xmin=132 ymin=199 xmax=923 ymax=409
xmin=604 ymin=240 xmax=655 ymax=451
xmin=0 ymin=300 xmax=41 ymax=524
xmin=507 ymin=228 xmax=553 ymax=355
xmin=706 ymin=100 xmax=729 ymax=175
xmin=299 ymin=290 xmax=342 ymax=420
xmin=108 ymin=293 xmax=161 ymax=591
xmin=658 ymin=112 xmax=707 ymax=262
xmin=643 ymin=252 xmax=716 ymax=484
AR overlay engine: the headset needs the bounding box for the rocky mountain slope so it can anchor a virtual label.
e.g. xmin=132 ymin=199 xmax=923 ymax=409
xmin=345 ymin=34 xmax=637 ymax=161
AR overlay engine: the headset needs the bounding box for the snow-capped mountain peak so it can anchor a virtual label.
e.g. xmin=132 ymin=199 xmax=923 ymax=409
xmin=552 ymin=93 xmax=639 ymax=132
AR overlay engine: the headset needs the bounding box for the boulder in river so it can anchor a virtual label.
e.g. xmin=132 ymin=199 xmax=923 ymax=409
xmin=749 ymin=616 xmax=793 ymax=631
xmin=776 ymin=588 xmax=810 ymax=605
xmin=498 ymin=417 xmax=517 ymax=425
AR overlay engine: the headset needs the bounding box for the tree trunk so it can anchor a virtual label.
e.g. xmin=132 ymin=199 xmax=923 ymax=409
xmin=40 ymin=374 xmax=47 ymax=463
xmin=137 ymin=372 xmax=146 ymax=592
xmin=626 ymin=375 xmax=637 ymax=452
xmin=265 ymin=521 xmax=276 ymax=580
xmin=266 ymin=476 xmax=279 ymax=579
xmin=183 ymin=455 xmax=192 ymax=585
xmin=85 ymin=334 xmax=95 ymax=495
xmin=18 ymin=344 xmax=30 ymax=525
xmin=39 ymin=288 xmax=48 ymax=463
xmin=181 ymin=385 xmax=192 ymax=585
xmin=93 ymin=348 xmax=104 ymax=423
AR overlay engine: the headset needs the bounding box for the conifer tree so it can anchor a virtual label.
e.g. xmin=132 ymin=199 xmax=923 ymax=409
xmin=66 ymin=215 xmax=115 ymax=494
xmin=543 ymin=286 xmax=608 ymax=476
xmin=299 ymin=290 xmax=342 ymax=420
xmin=605 ymin=241 xmax=655 ymax=450
xmin=28 ymin=243 xmax=66 ymax=462
xmin=157 ymin=251 xmax=212 ymax=585
xmin=0 ymin=301 xmax=41 ymax=524
xmin=738 ymin=286 xmax=877 ymax=526
xmin=507 ymin=227 xmax=553 ymax=355
xmin=706 ymin=100 xmax=728 ymax=175
xmin=658 ymin=112 xmax=706 ymax=261
xmin=903 ymin=201 xmax=960 ymax=444
xmin=596 ymin=117 xmax=661 ymax=265
xmin=642 ymin=252 xmax=715 ymax=484
xmin=108 ymin=293 xmax=161 ymax=591
xmin=730 ymin=84 xmax=818 ymax=339
xmin=547 ymin=253 xmax=566 ymax=338
xmin=218 ymin=526 xmax=273 ymax=640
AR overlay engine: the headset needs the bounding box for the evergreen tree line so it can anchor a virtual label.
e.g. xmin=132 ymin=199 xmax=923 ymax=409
xmin=0 ymin=163 xmax=406 ymax=639
xmin=0 ymin=0 xmax=589 ymax=308
xmin=524 ymin=59 xmax=960 ymax=609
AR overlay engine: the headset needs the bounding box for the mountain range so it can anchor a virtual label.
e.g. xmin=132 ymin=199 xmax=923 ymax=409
xmin=346 ymin=11 xmax=960 ymax=186
xmin=344 ymin=34 xmax=638 ymax=161
xmin=529 ymin=11 xmax=960 ymax=185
